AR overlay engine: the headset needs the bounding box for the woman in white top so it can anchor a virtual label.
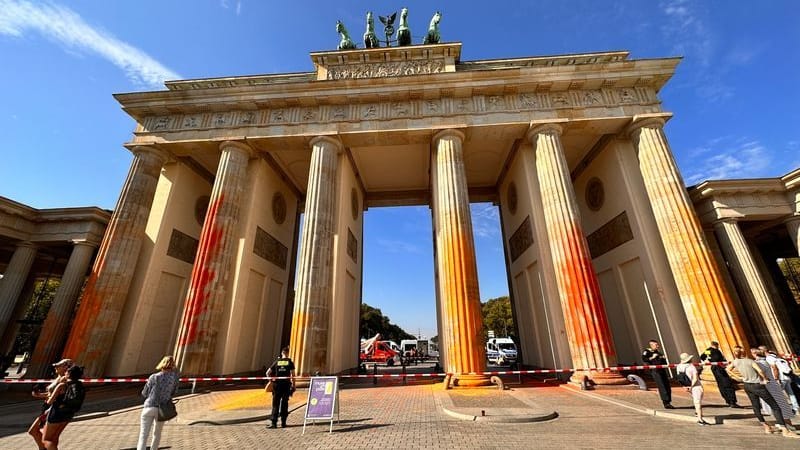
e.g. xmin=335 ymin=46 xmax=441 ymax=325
xmin=677 ymin=352 xmax=710 ymax=426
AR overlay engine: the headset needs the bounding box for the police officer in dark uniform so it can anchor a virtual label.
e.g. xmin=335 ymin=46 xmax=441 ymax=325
xmin=642 ymin=339 xmax=674 ymax=409
xmin=700 ymin=341 xmax=741 ymax=407
xmin=266 ymin=346 xmax=295 ymax=428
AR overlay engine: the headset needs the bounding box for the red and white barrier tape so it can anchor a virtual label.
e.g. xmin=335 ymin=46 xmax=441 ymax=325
xmin=1 ymin=361 xmax=731 ymax=384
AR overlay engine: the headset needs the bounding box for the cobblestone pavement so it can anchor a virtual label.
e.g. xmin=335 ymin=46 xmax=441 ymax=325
xmin=1 ymin=382 xmax=798 ymax=449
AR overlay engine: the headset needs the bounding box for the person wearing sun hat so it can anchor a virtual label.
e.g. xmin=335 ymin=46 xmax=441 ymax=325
xmin=676 ymin=352 xmax=710 ymax=426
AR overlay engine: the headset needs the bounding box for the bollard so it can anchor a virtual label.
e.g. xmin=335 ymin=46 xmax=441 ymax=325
xmin=402 ymin=365 xmax=407 ymax=385
xmin=191 ymin=379 xmax=197 ymax=394
xmin=373 ymin=363 xmax=378 ymax=385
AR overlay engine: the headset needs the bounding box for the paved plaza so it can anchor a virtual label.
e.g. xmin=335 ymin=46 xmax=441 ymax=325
xmin=1 ymin=376 xmax=799 ymax=449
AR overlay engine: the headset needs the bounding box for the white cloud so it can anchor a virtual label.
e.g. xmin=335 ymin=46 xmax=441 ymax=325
xmin=470 ymin=203 xmax=500 ymax=239
xmin=0 ymin=0 xmax=180 ymax=87
xmin=660 ymin=0 xmax=713 ymax=67
xmin=220 ymin=0 xmax=242 ymax=16
xmin=684 ymin=137 xmax=773 ymax=184
xmin=375 ymin=238 xmax=423 ymax=254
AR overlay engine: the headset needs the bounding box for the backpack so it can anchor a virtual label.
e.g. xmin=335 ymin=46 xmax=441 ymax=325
xmin=61 ymin=381 xmax=85 ymax=413
xmin=676 ymin=370 xmax=692 ymax=387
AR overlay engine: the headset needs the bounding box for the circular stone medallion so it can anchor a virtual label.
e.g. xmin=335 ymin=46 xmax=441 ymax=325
xmin=195 ymin=196 xmax=210 ymax=226
xmin=272 ymin=192 xmax=287 ymax=225
xmin=585 ymin=177 xmax=605 ymax=211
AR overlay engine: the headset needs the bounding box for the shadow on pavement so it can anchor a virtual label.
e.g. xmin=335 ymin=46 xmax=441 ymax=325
xmin=333 ymin=423 xmax=391 ymax=433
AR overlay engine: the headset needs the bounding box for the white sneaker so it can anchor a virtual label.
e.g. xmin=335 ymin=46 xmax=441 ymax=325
xmin=782 ymin=428 xmax=800 ymax=439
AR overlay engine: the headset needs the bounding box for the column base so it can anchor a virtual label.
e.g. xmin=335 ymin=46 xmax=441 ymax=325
xmin=452 ymin=374 xmax=492 ymax=387
xmin=570 ymin=370 xmax=628 ymax=385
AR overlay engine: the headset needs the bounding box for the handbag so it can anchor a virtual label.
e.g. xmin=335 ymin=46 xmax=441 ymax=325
xmin=157 ymin=400 xmax=178 ymax=422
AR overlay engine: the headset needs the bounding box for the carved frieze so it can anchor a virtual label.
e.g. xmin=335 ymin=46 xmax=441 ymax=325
xmin=347 ymin=228 xmax=358 ymax=263
xmin=167 ymin=229 xmax=199 ymax=264
xmin=253 ymin=226 xmax=288 ymax=269
xmin=586 ymin=211 xmax=634 ymax=259
xmin=326 ymin=60 xmax=445 ymax=80
xmin=508 ymin=215 xmax=534 ymax=262
xmin=141 ymin=86 xmax=657 ymax=133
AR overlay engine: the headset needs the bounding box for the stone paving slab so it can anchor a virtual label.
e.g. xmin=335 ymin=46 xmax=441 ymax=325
xmin=3 ymin=380 xmax=800 ymax=449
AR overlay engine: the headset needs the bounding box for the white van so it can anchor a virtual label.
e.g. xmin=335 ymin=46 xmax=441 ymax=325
xmin=486 ymin=338 xmax=517 ymax=364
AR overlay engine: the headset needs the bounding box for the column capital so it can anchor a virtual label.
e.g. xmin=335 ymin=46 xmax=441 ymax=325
xmin=219 ymin=140 xmax=255 ymax=159
xmin=309 ymin=135 xmax=343 ymax=152
xmin=15 ymin=241 xmax=38 ymax=250
xmin=713 ymin=217 xmax=741 ymax=227
xmin=432 ymin=128 xmax=465 ymax=144
xmin=526 ymin=121 xmax=565 ymax=142
xmin=70 ymin=239 xmax=99 ymax=249
xmin=625 ymin=113 xmax=673 ymax=138
xmin=783 ymin=213 xmax=800 ymax=225
xmin=131 ymin=145 xmax=169 ymax=165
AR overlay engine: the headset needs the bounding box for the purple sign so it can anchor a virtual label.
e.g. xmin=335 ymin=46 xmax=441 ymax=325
xmin=304 ymin=376 xmax=338 ymax=419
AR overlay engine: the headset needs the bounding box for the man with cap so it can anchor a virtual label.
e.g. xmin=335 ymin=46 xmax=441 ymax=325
xmin=28 ymin=358 xmax=73 ymax=450
xmin=700 ymin=341 xmax=741 ymax=408
xmin=642 ymin=340 xmax=674 ymax=409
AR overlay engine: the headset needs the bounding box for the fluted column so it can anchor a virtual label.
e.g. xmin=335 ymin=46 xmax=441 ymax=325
xmin=527 ymin=123 xmax=625 ymax=384
xmin=628 ymin=116 xmax=748 ymax=357
xmin=0 ymin=242 xmax=38 ymax=336
xmin=174 ymin=141 xmax=252 ymax=375
xmin=714 ymin=218 xmax=792 ymax=352
xmin=786 ymin=215 xmax=800 ymax=256
xmin=62 ymin=146 xmax=168 ymax=376
xmin=28 ymin=240 xmax=97 ymax=377
xmin=431 ymin=129 xmax=489 ymax=387
xmin=289 ymin=136 xmax=340 ymax=377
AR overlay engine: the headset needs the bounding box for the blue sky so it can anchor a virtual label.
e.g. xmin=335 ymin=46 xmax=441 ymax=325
xmin=1 ymin=1 xmax=798 ymax=339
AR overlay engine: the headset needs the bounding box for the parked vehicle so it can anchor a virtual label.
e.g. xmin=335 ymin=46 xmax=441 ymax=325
xmin=486 ymin=338 xmax=517 ymax=364
xmin=360 ymin=334 xmax=400 ymax=366
xmin=400 ymin=339 xmax=430 ymax=362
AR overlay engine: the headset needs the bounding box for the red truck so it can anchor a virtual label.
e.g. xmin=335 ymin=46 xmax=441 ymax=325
xmin=359 ymin=334 xmax=399 ymax=366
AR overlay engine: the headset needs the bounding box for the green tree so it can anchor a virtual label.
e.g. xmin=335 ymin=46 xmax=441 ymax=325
xmin=12 ymin=278 xmax=61 ymax=356
xmin=481 ymin=296 xmax=514 ymax=339
xmin=360 ymin=303 xmax=415 ymax=342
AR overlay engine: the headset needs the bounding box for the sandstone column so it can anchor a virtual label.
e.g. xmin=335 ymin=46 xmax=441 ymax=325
xmin=527 ymin=123 xmax=625 ymax=384
xmin=0 ymin=242 xmax=38 ymax=336
xmin=62 ymin=146 xmax=168 ymax=376
xmin=174 ymin=141 xmax=252 ymax=375
xmin=28 ymin=240 xmax=97 ymax=377
xmin=714 ymin=218 xmax=792 ymax=352
xmin=786 ymin=215 xmax=800 ymax=256
xmin=289 ymin=136 xmax=340 ymax=377
xmin=628 ymin=116 xmax=748 ymax=357
xmin=431 ymin=129 xmax=489 ymax=387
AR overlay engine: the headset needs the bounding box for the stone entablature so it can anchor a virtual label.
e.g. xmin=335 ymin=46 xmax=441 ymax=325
xmin=690 ymin=173 xmax=800 ymax=224
xmin=0 ymin=196 xmax=110 ymax=245
xmin=115 ymin=46 xmax=678 ymax=143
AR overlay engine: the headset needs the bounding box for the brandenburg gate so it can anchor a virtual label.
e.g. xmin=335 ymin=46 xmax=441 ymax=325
xmin=58 ymin=41 xmax=761 ymax=384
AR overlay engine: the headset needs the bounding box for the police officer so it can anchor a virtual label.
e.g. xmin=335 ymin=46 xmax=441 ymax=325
xmin=266 ymin=346 xmax=295 ymax=428
xmin=700 ymin=341 xmax=741 ymax=408
xmin=642 ymin=340 xmax=674 ymax=409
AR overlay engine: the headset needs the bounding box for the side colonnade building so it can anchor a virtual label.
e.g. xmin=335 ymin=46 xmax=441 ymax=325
xmin=2 ymin=43 xmax=798 ymax=382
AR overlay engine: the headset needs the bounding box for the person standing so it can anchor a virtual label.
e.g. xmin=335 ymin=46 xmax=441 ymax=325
xmin=137 ymin=355 xmax=180 ymax=450
xmin=752 ymin=348 xmax=796 ymax=428
xmin=676 ymin=353 xmax=710 ymax=426
xmin=642 ymin=340 xmax=673 ymax=409
xmin=29 ymin=358 xmax=73 ymax=450
xmin=42 ymin=365 xmax=85 ymax=450
xmin=700 ymin=341 xmax=741 ymax=408
xmin=762 ymin=347 xmax=799 ymax=414
xmin=729 ymin=346 xmax=797 ymax=438
xmin=266 ymin=346 xmax=295 ymax=429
